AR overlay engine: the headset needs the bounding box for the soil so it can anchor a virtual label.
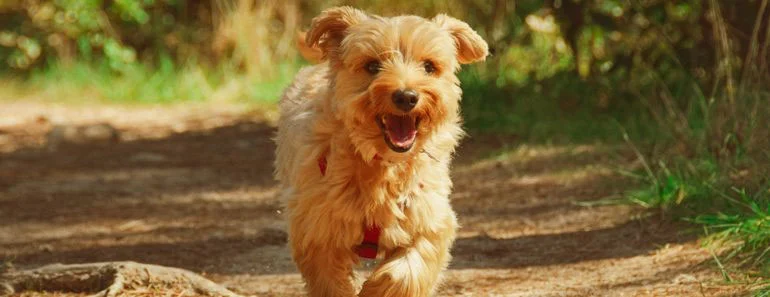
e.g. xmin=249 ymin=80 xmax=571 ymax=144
xmin=0 ymin=101 xmax=747 ymax=296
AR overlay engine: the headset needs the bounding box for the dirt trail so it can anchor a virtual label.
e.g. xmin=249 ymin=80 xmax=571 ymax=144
xmin=0 ymin=102 xmax=744 ymax=296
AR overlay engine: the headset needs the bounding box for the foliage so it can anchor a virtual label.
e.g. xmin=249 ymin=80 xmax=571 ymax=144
xmin=623 ymin=0 xmax=770 ymax=290
xmin=1 ymin=0 xmax=167 ymax=72
xmin=0 ymin=0 xmax=300 ymax=103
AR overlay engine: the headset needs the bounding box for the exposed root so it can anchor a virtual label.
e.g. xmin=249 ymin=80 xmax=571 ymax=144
xmin=0 ymin=262 xmax=242 ymax=297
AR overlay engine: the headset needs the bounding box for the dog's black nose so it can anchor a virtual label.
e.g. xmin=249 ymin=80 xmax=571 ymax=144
xmin=392 ymin=89 xmax=419 ymax=112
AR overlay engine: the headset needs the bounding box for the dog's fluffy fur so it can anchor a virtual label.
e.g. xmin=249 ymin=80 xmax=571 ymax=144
xmin=274 ymin=7 xmax=488 ymax=297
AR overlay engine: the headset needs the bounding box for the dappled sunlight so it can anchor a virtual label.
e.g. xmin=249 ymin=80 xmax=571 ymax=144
xmin=0 ymin=101 xmax=260 ymax=129
xmin=7 ymin=167 xmax=278 ymax=203
xmin=217 ymin=273 xmax=304 ymax=297
xmin=0 ymin=109 xmax=287 ymax=278
xmin=8 ymin=168 xmax=219 ymax=195
xmin=455 ymin=144 xmax=601 ymax=167
xmin=0 ymin=105 xmax=738 ymax=295
xmin=451 ymin=140 xmax=637 ymax=239
xmin=441 ymin=244 xmax=738 ymax=296
xmin=1 ymin=184 xmax=280 ymax=245
xmin=453 ymin=163 xmax=617 ymax=197
xmin=211 ymin=238 xmax=735 ymax=297
xmin=453 ymin=143 xmax=623 ymax=176
xmin=0 ymin=101 xmax=277 ymax=156
xmin=456 ymin=204 xmax=637 ymax=239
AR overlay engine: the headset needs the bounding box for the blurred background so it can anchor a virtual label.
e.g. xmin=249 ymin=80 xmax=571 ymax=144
xmin=0 ymin=0 xmax=768 ymax=295
xmin=0 ymin=1 xmax=768 ymax=142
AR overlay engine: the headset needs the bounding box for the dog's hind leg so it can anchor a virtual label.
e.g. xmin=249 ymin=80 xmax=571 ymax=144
xmin=358 ymin=227 xmax=456 ymax=297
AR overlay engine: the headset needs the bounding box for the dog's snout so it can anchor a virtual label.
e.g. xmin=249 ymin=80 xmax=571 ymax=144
xmin=392 ymin=89 xmax=419 ymax=112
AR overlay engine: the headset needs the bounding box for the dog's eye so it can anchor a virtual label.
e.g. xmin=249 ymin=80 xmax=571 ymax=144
xmin=364 ymin=61 xmax=381 ymax=75
xmin=423 ymin=60 xmax=437 ymax=74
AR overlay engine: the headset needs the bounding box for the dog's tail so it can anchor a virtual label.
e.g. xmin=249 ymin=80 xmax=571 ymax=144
xmin=296 ymin=31 xmax=323 ymax=64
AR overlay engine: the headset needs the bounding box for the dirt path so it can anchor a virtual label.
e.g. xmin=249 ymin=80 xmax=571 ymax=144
xmin=0 ymin=102 xmax=744 ymax=296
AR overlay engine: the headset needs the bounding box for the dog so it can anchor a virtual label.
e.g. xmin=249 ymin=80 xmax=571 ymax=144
xmin=274 ymin=6 xmax=488 ymax=297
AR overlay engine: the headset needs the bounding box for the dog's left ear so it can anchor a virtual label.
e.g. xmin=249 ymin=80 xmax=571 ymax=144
xmin=432 ymin=14 xmax=489 ymax=64
xmin=306 ymin=6 xmax=368 ymax=60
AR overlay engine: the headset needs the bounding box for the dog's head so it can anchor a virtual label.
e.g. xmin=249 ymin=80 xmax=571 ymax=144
xmin=306 ymin=7 xmax=488 ymax=160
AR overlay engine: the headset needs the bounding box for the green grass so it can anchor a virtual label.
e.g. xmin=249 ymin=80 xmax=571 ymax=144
xmin=626 ymin=140 xmax=770 ymax=294
xmin=698 ymin=186 xmax=770 ymax=295
xmin=1 ymin=58 xmax=300 ymax=105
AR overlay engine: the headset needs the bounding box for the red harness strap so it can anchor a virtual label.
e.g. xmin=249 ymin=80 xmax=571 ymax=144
xmin=358 ymin=226 xmax=381 ymax=259
xmin=318 ymin=155 xmax=381 ymax=259
xmin=317 ymin=155 xmax=328 ymax=176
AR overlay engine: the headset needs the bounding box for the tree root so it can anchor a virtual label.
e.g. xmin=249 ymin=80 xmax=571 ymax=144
xmin=0 ymin=261 xmax=243 ymax=297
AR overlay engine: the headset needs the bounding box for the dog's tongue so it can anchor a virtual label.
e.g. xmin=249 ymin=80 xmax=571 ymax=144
xmin=385 ymin=115 xmax=417 ymax=147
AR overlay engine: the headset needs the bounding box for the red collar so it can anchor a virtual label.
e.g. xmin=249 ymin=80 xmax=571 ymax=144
xmin=318 ymin=155 xmax=381 ymax=259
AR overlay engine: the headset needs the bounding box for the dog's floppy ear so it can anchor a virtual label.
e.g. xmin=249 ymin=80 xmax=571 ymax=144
xmin=432 ymin=14 xmax=489 ymax=64
xmin=306 ymin=6 xmax=368 ymax=60
xmin=296 ymin=31 xmax=323 ymax=63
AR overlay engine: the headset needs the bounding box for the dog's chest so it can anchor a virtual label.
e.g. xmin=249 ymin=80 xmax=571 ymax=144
xmin=367 ymin=181 xmax=441 ymax=252
xmin=376 ymin=202 xmax=415 ymax=251
xmin=317 ymin=154 xmax=452 ymax=253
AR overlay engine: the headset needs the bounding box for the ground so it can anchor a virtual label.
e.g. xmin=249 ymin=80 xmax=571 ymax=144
xmin=0 ymin=101 xmax=747 ymax=296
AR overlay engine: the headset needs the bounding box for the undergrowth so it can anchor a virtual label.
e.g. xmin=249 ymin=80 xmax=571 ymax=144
xmin=629 ymin=154 xmax=770 ymax=294
xmin=459 ymin=69 xmax=661 ymax=144
xmin=619 ymin=0 xmax=770 ymax=293
xmin=1 ymin=58 xmax=299 ymax=104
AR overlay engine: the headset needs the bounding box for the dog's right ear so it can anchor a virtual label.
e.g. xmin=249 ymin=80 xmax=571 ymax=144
xmin=305 ymin=6 xmax=368 ymax=60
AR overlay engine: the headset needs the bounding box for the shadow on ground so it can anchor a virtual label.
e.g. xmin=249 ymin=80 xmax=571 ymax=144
xmin=0 ymin=113 xmax=692 ymax=280
xmin=452 ymin=218 xmax=692 ymax=269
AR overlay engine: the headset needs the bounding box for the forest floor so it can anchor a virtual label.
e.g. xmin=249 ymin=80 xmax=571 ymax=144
xmin=0 ymin=101 xmax=747 ymax=296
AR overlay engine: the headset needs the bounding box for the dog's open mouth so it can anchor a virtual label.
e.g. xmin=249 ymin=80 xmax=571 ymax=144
xmin=376 ymin=114 xmax=420 ymax=153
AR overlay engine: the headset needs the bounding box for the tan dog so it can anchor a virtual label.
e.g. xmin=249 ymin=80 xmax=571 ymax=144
xmin=274 ymin=6 xmax=488 ymax=297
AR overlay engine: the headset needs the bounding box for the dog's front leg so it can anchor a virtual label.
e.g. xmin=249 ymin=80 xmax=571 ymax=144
xmin=290 ymin=212 xmax=359 ymax=297
xmin=292 ymin=243 xmax=358 ymax=297
xmin=358 ymin=232 xmax=454 ymax=297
